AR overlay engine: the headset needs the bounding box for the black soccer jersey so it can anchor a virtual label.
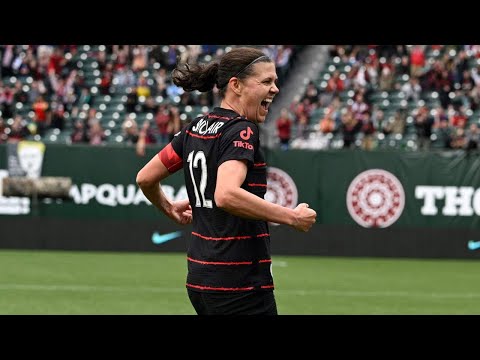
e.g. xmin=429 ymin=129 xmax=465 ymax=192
xmin=169 ymin=107 xmax=273 ymax=292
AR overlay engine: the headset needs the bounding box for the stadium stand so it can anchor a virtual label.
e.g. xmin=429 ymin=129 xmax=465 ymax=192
xmin=283 ymin=45 xmax=480 ymax=152
xmin=0 ymin=45 xmax=304 ymax=149
xmin=4 ymin=45 xmax=480 ymax=153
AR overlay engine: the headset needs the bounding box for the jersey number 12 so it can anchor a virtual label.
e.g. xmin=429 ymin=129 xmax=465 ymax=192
xmin=187 ymin=150 xmax=213 ymax=208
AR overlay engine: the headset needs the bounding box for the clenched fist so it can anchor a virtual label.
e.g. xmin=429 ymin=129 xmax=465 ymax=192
xmin=291 ymin=203 xmax=317 ymax=232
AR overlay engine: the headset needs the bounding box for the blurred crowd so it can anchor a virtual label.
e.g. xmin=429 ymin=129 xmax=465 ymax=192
xmin=4 ymin=45 xmax=479 ymax=154
xmin=0 ymin=45 xmax=300 ymax=155
xmin=276 ymin=45 xmax=480 ymax=151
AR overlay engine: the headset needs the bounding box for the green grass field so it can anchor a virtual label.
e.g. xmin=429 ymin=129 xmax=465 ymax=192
xmin=1 ymin=249 xmax=479 ymax=314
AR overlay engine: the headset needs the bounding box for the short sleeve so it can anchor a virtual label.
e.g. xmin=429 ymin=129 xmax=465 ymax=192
xmin=218 ymin=121 xmax=259 ymax=167
xmin=170 ymin=128 xmax=185 ymax=159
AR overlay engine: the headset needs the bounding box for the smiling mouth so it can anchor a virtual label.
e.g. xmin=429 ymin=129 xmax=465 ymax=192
xmin=261 ymin=99 xmax=272 ymax=112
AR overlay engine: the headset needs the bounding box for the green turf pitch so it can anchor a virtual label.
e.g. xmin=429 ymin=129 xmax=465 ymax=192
xmin=0 ymin=250 xmax=479 ymax=314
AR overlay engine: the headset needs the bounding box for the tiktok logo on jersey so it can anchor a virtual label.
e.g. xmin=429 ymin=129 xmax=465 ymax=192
xmin=233 ymin=141 xmax=254 ymax=150
xmin=240 ymin=127 xmax=254 ymax=140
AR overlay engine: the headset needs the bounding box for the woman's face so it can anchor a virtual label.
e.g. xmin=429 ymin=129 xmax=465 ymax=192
xmin=239 ymin=62 xmax=279 ymax=123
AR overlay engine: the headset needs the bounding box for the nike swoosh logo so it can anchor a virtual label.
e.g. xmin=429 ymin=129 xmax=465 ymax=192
xmin=467 ymin=240 xmax=480 ymax=251
xmin=152 ymin=231 xmax=182 ymax=245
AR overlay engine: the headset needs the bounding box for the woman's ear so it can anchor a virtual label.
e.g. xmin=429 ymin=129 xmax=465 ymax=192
xmin=229 ymin=77 xmax=242 ymax=96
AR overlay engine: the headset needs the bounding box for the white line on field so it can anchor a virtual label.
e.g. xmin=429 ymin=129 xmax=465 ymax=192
xmin=280 ymin=289 xmax=480 ymax=299
xmin=0 ymin=284 xmax=478 ymax=299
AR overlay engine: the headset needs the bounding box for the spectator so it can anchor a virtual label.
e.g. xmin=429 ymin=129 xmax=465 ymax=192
xmin=135 ymin=120 xmax=156 ymax=157
xmin=341 ymin=109 xmax=361 ymax=148
xmin=410 ymin=45 xmax=425 ymax=78
xmin=99 ymin=62 xmax=113 ymax=95
xmin=275 ymin=45 xmax=292 ymax=85
xmin=450 ymin=127 xmax=466 ymax=149
xmin=50 ymin=102 xmax=66 ymax=130
xmin=414 ymin=106 xmax=434 ymax=150
xmin=125 ymin=88 xmax=139 ymax=113
xmin=434 ymin=118 xmax=453 ymax=149
xmin=378 ymin=62 xmax=395 ymax=91
xmin=70 ymin=120 xmax=88 ymax=144
xmin=302 ymin=81 xmax=320 ymax=104
xmin=401 ymin=76 xmax=422 ymax=102
xmin=122 ymin=116 xmax=140 ymax=145
xmin=276 ymin=108 xmax=293 ymax=150
xmin=465 ymin=122 xmax=480 ymax=150
xmin=136 ymin=76 xmax=151 ymax=98
xmin=87 ymin=120 xmax=106 ymax=145
xmin=12 ymin=80 xmax=28 ymax=104
xmin=142 ymin=96 xmax=158 ymax=114
xmin=0 ymin=117 xmax=7 ymax=143
xmin=8 ymin=115 xmax=31 ymax=142
xmin=383 ymin=109 xmax=406 ymax=136
xmin=32 ymin=95 xmax=50 ymax=136
xmin=0 ymin=84 xmax=14 ymax=119
xmin=291 ymin=97 xmax=313 ymax=139
xmin=318 ymin=107 xmax=336 ymax=134
xmin=154 ymin=104 xmax=172 ymax=144
xmin=360 ymin=111 xmax=375 ymax=150
xmin=113 ymin=67 xmax=136 ymax=87
xmin=351 ymin=92 xmax=369 ymax=121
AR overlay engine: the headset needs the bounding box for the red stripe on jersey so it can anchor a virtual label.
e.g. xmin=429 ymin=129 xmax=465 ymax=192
xmin=186 ymin=283 xmax=255 ymax=291
xmin=248 ymin=183 xmax=267 ymax=187
xmin=259 ymin=259 xmax=272 ymax=263
xmin=188 ymin=257 xmax=271 ymax=265
xmin=158 ymin=143 xmax=182 ymax=173
xmin=192 ymin=232 xmax=250 ymax=240
xmin=206 ymin=114 xmax=235 ymax=121
xmin=192 ymin=232 xmax=270 ymax=241
xmin=254 ymin=162 xmax=267 ymax=167
xmin=188 ymin=257 xmax=253 ymax=265
xmin=186 ymin=130 xmax=222 ymax=140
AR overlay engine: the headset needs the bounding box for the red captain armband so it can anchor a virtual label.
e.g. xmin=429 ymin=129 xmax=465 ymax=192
xmin=158 ymin=143 xmax=183 ymax=173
